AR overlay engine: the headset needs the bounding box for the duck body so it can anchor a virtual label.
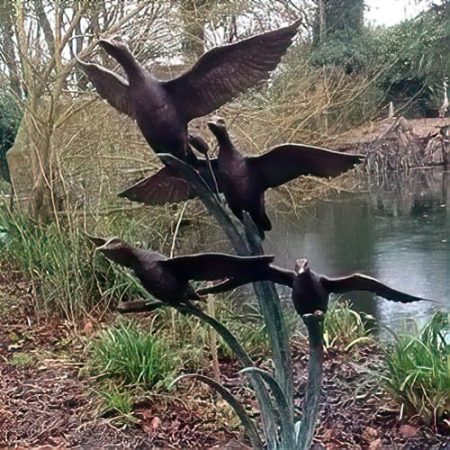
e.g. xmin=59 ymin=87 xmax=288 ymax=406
xmin=291 ymin=259 xmax=329 ymax=315
xmin=213 ymin=120 xmax=271 ymax=235
xmin=129 ymin=75 xmax=190 ymax=160
xmin=98 ymin=241 xmax=199 ymax=304
xmin=132 ymin=250 xmax=200 ymax=304
xmin=78 ymin=20 xmax=301 ymax=163
xmin=90 ymin=236 xmax=275 ymax=307
xmin=101 ymin=40 xmax=192 ymax=161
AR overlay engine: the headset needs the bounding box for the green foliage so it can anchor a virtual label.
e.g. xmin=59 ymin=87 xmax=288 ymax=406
xmin=217 ymin=303 xmax=297 ymax=358
xmin=307 ymin=5 xmax=450 ymax=117
xmin=10 ymin=352 xmax=35 ymax=367
xmin=382 ymin=312 xmax=449 ymax=423
xmin=0 ymin=205 xmax=144 ymax=320
xmin=219 ymin=310 xmax=271 ymax=358
xmin=89 ymin=320 xmax=179 ymax=389
xmin=323 ymin=300 xmax=372 ymax=349
xmin=372 ymin=11 xmax=450 ymax=112
xmin=96 ymin=383 xmax=136 ymax=422
xmin=310 ymin=30 xmax=377 ymax=74
xmin=0 ymin=90 xmax=21 ymax=182
xmin=155 ymin=308 xmax=211 ymax=370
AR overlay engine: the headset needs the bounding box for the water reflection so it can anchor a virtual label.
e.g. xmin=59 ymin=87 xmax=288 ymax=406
xmin=265 ymin=168 xmax=449 ymax=333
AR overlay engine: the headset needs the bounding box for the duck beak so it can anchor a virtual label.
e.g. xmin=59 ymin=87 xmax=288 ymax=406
xmin=84 ymin=233 xmax=108 ymax=248
xmin=98 ymin=38 xmax=119 ymax=52
xmin=207 ymin=118 xmax=226 ymax=134
xmin=294 ymin=258 xmax=308 ymax=274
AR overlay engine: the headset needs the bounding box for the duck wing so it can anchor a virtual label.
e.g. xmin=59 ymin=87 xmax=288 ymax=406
xmin=196 ymin=264 xmax=295 ymax=295
xmin=118 ymin=167 xmax=194 ymax=205
xmin=162 ymin=253 xmax=275 ymax=281
xmin=77 ymin=59 xmax=133 ymax=117
xmin=322 ymin=274 xmax=435 ymax=303
xmin=265 ymin=265 xmax=295 ymax=287
xmin=248 ymin=144 xmax=363 ymax=189
xmin=163 ymin=20 xmax=300 ymax=121
xmin=118 ymin=161 xmax=221 ymax=205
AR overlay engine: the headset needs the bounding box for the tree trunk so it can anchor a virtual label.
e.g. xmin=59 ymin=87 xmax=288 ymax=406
xmin=26 ymin=96 xmax=58 ymax=223
xmin=314 ymin=0 xmax=365 ymax=42
xmin=180 ymin=0 xmax=206 ymax=61
xmin=0 ymin=0 xmax=22 ymax=97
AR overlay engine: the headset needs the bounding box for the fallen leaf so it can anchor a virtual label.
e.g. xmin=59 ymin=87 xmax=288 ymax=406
xmin=82 ymin=320 xmax=94 ymax=336
xmin=363 ymin=426 xmax=378 ymax=442
xmin=151 ymin=416 xmax=161 ymax=431
xmin=141 ymin=422 xmax=153 ymax=436
xmin=369 ymin=438 xmax=383 ymax=450
xmin=399 ymin=424 xmax=419 ymax=438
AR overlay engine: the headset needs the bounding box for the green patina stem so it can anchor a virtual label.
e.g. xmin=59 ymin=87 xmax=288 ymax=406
xmin=297 ymin=313 xmax=324 ymax=449
xmin=243 ymin=214 xmax=294 ymax=415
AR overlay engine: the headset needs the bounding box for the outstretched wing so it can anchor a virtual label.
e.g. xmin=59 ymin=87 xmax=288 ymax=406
xmin=118 ymin=161 xmax=221 ymax=205
xmin=77 ymin=58 xmax=133 ymax=117
xmin=163 ymin=253 xmax=275 ymax=281
xmin=196 ymin=265 xmax=295 ymax=295
xmin=248 ymin=144 xmax=364 ymax=190
xmin=265 ymin=265 xmax=295 ymax=287
xmin=118 ymin=167 xmax=195 ymax=205
xmin=323 ymin=274 xmax=435 ymax=303
xmin=163 ymin=20 xmax=300 ymax=121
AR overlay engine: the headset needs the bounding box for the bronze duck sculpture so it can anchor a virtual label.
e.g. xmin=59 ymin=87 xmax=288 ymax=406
xmin=120 ymin=119 xmax=364 ymax=236
xmin=90 ymin=236 xmax=274 ymax=307
xmin=77 ymin=20 xmax=301 ymax=163
xmin=198 ymin=258 xmax=435 ymax=316
xmin=207 ymin=119 xmax=364 ymax=236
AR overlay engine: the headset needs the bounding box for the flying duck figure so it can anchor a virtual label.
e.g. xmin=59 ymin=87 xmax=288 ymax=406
xmin=198 ymin=258 xmax=436 ymax=315
xmin=77 ymin=20 xmax=301 ymax=163
xmin=89 ymin=236 xmax=275 ymax=307
xmin=120 ymin=119 xmax=364 ymax=237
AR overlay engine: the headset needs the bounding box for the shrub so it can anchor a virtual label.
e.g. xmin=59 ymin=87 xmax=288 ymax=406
xmin=382 ymin=312 xmax=449 ymax=424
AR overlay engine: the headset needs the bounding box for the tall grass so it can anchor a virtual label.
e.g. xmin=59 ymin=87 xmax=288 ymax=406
xmin=96 ymin=383 xmax=135 ymax=421
xmin=382 ymin=312 xmax=449 ymax=425
xmin=0 ymin=204 xmax=164 ymax=320
xmin=89 ymin=319 xmax=179 ymax=389
xmin=322 ymin=299 xmax=372 ymax=350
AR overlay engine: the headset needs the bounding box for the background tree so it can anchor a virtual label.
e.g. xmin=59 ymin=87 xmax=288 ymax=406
xmin=0 ymin=0 xmax=171 ymax=222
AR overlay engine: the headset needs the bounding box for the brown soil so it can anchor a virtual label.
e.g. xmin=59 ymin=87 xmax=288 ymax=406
xmin=0 ymin=265 xmax=448 ymax=449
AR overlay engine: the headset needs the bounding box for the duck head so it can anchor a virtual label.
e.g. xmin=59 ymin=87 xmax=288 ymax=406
xmin=98 ymin=38 xmax=129 ymax=57
xmin=90 ymin=236 xmax=137 ymax=269
xmin=294 ymin=258 xmax=309 ymax=276
xmin=207 ymin=118 xmax=229 ymax=141
xmin=98 ymin=38 xmax=139 ymax=75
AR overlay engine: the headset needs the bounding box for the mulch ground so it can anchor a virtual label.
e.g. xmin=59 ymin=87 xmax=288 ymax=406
xmin=0 ymin=264 xmax=448 ymax=449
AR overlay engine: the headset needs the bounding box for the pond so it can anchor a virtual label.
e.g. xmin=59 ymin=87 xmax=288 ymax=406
xmin=264 ymin=168 xmax=449 ymax=334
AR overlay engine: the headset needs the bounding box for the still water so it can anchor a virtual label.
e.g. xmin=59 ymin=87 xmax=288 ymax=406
xmin=264 ymin=168 xmax=449 ymax=332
